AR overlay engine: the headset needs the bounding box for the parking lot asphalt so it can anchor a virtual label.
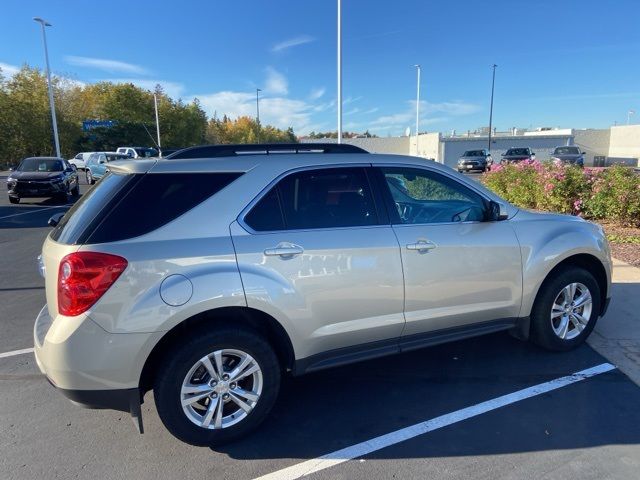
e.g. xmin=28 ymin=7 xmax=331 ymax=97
xmin=1 ymin=172 xmax=639 ymax=480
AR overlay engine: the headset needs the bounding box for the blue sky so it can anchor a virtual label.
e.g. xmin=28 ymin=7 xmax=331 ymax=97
xmin=2 ymin=0 xmax=640 ymax=136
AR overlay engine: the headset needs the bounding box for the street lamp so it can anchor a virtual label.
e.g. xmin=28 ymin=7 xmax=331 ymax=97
xmin=337 ymin=0 xmax=342 ymax=143
xmin=628 ymin=109 xmax=635 ymax=125
xmin=34 ymin=17 xmax=61 ymax=158
xmin=153 ymin=93 xmax=162 ymax=157
xmin=487 ymin=64 xmax=497 ymax=153
xmin=256 ymin=88 xmax=262 ymax=143
xmin=414 ymin=64 xmax=421 ymax=155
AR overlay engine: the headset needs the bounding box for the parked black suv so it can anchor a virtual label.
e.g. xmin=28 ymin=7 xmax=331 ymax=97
xmin=457 ymin=149 xmax=493 ymax=173
xmin=6 ymin=157 xmax=79 ymax=204
xmin=501 ymin=147 xmax=535 ymax=164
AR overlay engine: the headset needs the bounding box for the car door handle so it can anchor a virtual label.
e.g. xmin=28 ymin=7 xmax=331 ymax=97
xmin=264 ymin=244 xmax=304 ymax=257
xmin=406 ymin=240 xmax=437 ymax=252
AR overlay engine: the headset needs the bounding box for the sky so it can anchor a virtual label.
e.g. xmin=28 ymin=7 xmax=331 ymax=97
xmin=1 ymin=0 xmax=640 ymax=136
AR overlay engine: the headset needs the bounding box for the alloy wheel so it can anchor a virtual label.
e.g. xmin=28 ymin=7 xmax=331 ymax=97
xmin=180 ymin=349 xmax=263 ymax=429
xmin=550 ymin=282 xmax=593 ymax=340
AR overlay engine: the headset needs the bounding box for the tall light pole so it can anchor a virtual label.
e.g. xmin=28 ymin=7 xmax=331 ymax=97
xmin=414 ymin=64 xmax=421 ymax=155
xmin=487 ymin=64 xmax=497 ymax=153
xmin=256 ymin=88 xmax=261 ymax=143
xmin=34 ymin=17 xmax=60 ymax=158
xmin=628 ymin=109 xmax=635 ymax=125
xmin=153 ymin=93 xmax=162 ymax=156
xmin=337 ymin=0 xmax=342 ymax=143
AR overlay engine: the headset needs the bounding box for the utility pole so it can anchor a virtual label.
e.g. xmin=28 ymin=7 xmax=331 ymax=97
xmin=34 ymin=17 xmax=60 ymax=157
xmin=256 ymin=88 xmax=261 ymax=143
xmin=488 ymin=64 xmax=497 ymax=153
xmin=414 ymin=64 xmax=421 ymax=155
xmin=337 ymin=0 xmax=343 ymax=143
xmin=153 ymin=93 xmax=162 ymax=156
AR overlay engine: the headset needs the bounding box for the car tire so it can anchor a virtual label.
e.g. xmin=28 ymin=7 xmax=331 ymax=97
xmin=154 ymin=325 xmax=281 ymax=446
xmin=9 ymin=196 xmax=19 ymax=204
xmin=86 ymin=171 xmax=95 ymax=185
xmin=72 ymin=183 xmax=80 ymax=196
xmin=530 ymin=266 xmax=601 ymax=351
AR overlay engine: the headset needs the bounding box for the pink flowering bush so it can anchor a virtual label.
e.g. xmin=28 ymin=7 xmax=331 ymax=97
xmin=483 ymin=162 xmax=640 ymax=226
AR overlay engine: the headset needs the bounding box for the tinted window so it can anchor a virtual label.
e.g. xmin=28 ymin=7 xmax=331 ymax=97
xmin=276 ymin=167 xmax=377 ymax=230
xmin=86 ymin=173 xmax=242 ymax=243
xmin=463 ymin=150 xmax=485 ymax=157
xmin=51 ymin=172 xmax=133 ymax=244
xmin=381 ymin=167 xmax=486 ymax=224
xmin=244 ymin=188 xmax=285 ymax=231
xmin=505 ymin=148 xmax=529 ymax=156
xmin=18 ymin=158 xmax=63 ymax=172
xmin=555 ymin=147 xmax=580 ymax=155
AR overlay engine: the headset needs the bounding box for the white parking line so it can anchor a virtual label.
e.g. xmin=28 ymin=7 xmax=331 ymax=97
xmin=0 ymin=347 xmax=34 ymax=359
xmin=0 ymin=205 xmax=70 ymax=220
xmin=254 ymin=362 xmax=616 ymax=480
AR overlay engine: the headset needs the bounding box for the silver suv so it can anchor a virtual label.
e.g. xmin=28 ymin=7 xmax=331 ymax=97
xmin=34 ymin=143 xmax=612 ymax=446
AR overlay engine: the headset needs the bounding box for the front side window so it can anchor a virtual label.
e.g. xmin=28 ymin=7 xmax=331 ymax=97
xmin=244 ymin=167 xmax=378 ymax=231
xmin=380 ymin=167 xmax=486 ymax=224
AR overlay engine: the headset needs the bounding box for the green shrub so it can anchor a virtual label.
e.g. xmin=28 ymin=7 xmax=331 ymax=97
xmin=482 ymin=162 xmax=640 ymax=226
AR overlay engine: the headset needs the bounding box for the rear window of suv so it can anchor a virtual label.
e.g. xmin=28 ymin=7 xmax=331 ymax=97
xmin=51 ymin=172 xmax=242 ymax=244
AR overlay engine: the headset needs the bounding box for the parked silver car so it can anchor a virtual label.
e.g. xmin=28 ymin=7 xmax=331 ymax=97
xmin=34 ymin=143 xmax=611 ymax=446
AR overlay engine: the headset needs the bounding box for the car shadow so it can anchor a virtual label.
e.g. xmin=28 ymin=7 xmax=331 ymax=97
xmin=0 ymin=196 xmax=81 ymax=229
xmin=209 ymin=332 xmax=639 ymax=460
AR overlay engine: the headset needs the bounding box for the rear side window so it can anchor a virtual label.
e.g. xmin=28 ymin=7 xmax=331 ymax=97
xmin=50 ymin=172 xmax=133 ymax=244
xmin=86 ymin=173 xmax=242 ymax=243
xmin=244 ymin=167 xmax=378 ymax=231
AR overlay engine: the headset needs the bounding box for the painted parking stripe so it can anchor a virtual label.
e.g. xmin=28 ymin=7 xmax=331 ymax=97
xmin=0 ymin=205 xmax=70 ymax=220
xmin=0 ymin=347 xmax=34 ymax=359
xmin=254 ymin=362 xmax=616 ymax=480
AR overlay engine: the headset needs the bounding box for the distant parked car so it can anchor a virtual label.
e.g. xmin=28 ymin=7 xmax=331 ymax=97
xmin=551 ymin=146 xmax=585 ymax=167
xmin=86 ymin=152 xmax=130 ymax=184
xmin=6 ymin=157 xmax=79 ymax=204
xmin=68 ymin=152 xmax=94 ymax=171
xmin=457 ymin=149 xmax=493 ymax=173
xmin=117 ymin=147 xmax=158 ymax=159
xmin=501 ymin=147 xmax=535 ymax=164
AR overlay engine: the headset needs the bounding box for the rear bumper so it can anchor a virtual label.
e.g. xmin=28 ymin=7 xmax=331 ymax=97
xmin=33 ymin=304 xmax=161 ymax=393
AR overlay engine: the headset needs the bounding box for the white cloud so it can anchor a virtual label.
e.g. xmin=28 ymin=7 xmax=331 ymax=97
xmin=0 ymin=62 xmax=20 ymax=77
xmin=264 ymin=67 xmax=288 ymax=95
xmin=105 ymin=78 xmax=185 ymax=98
xmin=65 ymin=56 xmax=149 ymax=75
xmin=193 ymin=90 xmax=318 ymax=134
xmin=271 ymin=35 xmax=315 ymax=53
xmin=309 ymin=87 xmax=325 ymax=100
xmin=371 ymin=100 xmax=481 ymax=129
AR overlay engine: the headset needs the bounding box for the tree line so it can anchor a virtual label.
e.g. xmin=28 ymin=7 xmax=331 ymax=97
xmin=0 ymin=65 xmax=297 ymax=166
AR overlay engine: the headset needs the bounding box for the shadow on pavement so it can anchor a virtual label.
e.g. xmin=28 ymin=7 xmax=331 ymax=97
xmin=212 ymin=332 xmax=639 ymax=460
xmin=0 ymin=197 xmax=79 ymax=229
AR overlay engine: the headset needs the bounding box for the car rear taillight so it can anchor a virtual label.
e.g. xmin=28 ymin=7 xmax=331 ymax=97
xmin=58 ymin=252 xmax=128 ymax=316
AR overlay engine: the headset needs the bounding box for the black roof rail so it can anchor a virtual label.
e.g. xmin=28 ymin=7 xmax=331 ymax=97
xmin=165 ymin=143 xmax=369 ymax=159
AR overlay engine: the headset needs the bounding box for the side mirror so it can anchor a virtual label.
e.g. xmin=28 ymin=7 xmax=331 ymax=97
xmin=70 ymin=165 xmax=77 ymax=171
xmin=489 ymin=201 xmax=508 ymax=221
xmin=531 ymin=152 xmax=536 ymax=156
xmin=98 ymin=160 xmax=106 ymax=165
xmin=48 ymin=212 xmax=65 ymax=227
xmin=581 ymin=151 xmax=586 ymax=155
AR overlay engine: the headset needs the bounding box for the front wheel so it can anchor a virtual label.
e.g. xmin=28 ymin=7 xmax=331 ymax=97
xmin=530 ymin=267 xmax=601 ymax=351
xmin=154 ymin=326 xmax=281 ymax=446
xmin=9 ymin=196 xmax=19 ymax=204
xmin=86 ymin=171 xmax=95 ymax=185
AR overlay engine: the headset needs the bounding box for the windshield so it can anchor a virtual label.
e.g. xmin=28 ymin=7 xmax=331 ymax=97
xmin=18 ymin=158 xmax=63 ymax=172
xmin=135 ymin=148 xmax=158 ymax=158
xmin=505 ymin=148 xmax=529 ymax=156
xmin=463 ymin=150 xmax=485 ymax=157
xmin=554 ymin=146 xmax=580 ymax=155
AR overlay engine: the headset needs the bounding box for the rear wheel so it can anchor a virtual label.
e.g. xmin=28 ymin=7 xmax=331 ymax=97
xmin=530 ymin=267 xmax=601 ymax=351
xmin=154 ymin=326 xmax=280 ymax=446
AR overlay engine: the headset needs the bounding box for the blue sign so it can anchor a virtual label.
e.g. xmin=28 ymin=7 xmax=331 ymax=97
xmin=82 ymin=120 xmax=116 ymax=131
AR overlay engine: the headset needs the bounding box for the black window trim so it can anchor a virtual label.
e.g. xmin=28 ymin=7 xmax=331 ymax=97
xmin=373 ymin=164 xmax=493 ymax=226
xmin=238 ymin=164 xmax=388 ymax=234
